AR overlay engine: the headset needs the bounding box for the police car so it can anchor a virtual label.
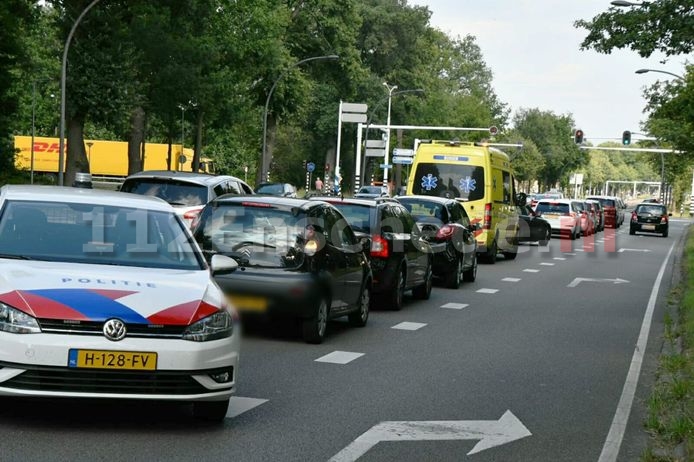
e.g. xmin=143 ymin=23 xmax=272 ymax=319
xmin=0 ymin=185 xmax=240 ymax=421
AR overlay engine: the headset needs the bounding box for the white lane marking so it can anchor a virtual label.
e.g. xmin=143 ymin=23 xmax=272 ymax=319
xmin=598 ymin=242 xmax=675 ymax=462
xmin=441 ymin=303 xmax=469 ymax=310
xmin=567 ymin=277 xmax=629 ymax=288
xmin=523 ymin=269 xmax=540 ymax=273
xmin=564 ymin=253 xmax=576 ymax=256
xmin=315 ymin=351 xmax=365 ymax=364
xmin=328 ymin=410 xmax=532 ymax=461
xmin=618 ymin=248 xmax=651 ymax=253
xmin=392 ymin=322 xmax=427 ymax=331
xmin=502 ymin=277 xmax=521 ymax=282
xmin=539 ymin=263 xmax=555 ymax=266
xmin=476 ymin=288 xmax=499 ymax=294
xmin=226 ymin=397 xmax=269 ymax=418
xmin=575 ymin=248 xmax=585 ymax=252
xmin=553 ymin=257 xmax=566 ymax=261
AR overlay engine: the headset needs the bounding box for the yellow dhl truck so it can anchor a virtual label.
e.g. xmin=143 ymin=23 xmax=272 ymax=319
xmin=14 ymin=136 xmax=215 ymax=177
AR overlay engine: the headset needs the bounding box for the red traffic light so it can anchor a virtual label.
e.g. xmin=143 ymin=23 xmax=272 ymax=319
xmin=574 ymin=129 xmax=584 ymax=144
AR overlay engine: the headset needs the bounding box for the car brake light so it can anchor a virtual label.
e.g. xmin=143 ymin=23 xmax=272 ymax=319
xmin=569 ymin=211 xmax=576 ymax=218
xmin=483 ymin=203 xmax=492 ymax=230
xmin=436 ymin=224 xmax=455 ymax=240
xmin=184 ymin=207 xmax=203 ymax=221
xmin=661 ymin=215 xmax=668 ymax=224
xmin=370 ymin=235 xmax=389 ymax=258
xmin=631 ymin=212 xmax=637 ymax=222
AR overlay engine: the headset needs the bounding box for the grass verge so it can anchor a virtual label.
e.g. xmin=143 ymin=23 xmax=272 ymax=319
xmin=642 ymin=227 xmax=694 ymax=461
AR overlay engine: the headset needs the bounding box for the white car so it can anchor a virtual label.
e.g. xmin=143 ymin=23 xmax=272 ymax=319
xmin=0 ymin=185 xmax=240 ymax=421
xmin=534 ymin=198 xmax=582 ymax=240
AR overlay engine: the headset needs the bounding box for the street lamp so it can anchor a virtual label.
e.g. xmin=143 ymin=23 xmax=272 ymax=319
xmin=635 ymin=68 xmax=685 ymax=81
xmin=382 ymin=82 xmax=399 ymax=185
xmin=58 ymin=0 xmax=101 ymax=186
xmin=86 ymin=141 xmax=93 ymax=164
xmin=261 ymin=54 xmax=339 ymax=184
xmin=361 ymin=88 xmax=424 ymax=185
xmin=610 ymin=1 xmax=643 ymax=6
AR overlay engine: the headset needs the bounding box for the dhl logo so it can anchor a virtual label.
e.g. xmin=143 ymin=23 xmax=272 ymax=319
xmin=20 ymin=142 xmax=65 ymax=153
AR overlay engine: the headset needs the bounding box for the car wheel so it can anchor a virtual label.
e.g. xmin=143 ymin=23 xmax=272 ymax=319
xmin=484 ymin=239 xmax=497 ymax=264
xmin=463 ymin=252 xmax=477 ymax=282
xmin=570 ymin=228 xmax=577 ymax=240
xmin=389 ymin=269 xmax=405 ymax=310
xmin=193 ymin=399 xmax=229 ymax=422
xmin=662 ymin=230 xmax=668 ymax=238
xmin=502 ymin=246 xmax=517 ymax=260
xmin=539 ymin=227 xmax=551 ymax=246
xmin=302 ymin=297 xmax=329 ymax=344
xmin=413 ymin=263 xmax=433 ymax=299
xmin=445 ymin=256 xmax=463 ymax=289
xmin=348 ymin=283 xmax=370 ymax=327
xmin=629 ymin=227 xmax=635 ymax=236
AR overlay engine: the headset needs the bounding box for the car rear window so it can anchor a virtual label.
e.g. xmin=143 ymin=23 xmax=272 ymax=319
xmin=410 ymin=163 xmax=485 ymax=201
xmin=588 ymin=197 xmax=615 ymax=208
xmin=121 ymin=178 xmax=208 ymax=206
xmin=329 ymin=203 xmax=372 ymax=233
xmin=193 ymin=203 xmax=307 ymax=269
xmin=536 ymin=202 xmax=569 ymax=214
xmin=636 ymin=205 xmax=666 ymax=215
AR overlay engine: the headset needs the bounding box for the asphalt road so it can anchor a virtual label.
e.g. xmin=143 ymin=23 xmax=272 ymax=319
xmin=0 ymin=218 xmax=688 ymax=462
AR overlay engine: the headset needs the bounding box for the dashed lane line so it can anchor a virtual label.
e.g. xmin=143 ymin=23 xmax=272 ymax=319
xmin=226 ymin=397 xmax=269 ymax=418
xmin=315 ymin=351 xmax=365 ymax=364
xmin=476 ymin=288 xmax=499 ymax=294
xmin=392 ymin=322 xmax=427 ymax=331
xmin=502 ymin=277 xmax=521 ymax=282
xmin=441 ymin=303 xmax=469 ymax=310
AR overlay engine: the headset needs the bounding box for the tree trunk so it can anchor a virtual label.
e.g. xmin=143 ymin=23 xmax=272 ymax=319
xmin=257 ymin=115 xmax=276 ymax=186
xmin=65 ymin=114 xmax=89 ymax=187
xmin=127 ymin=106 xmax=145 ymax=175
xmin=193 ymin=109 xmax=204 ymax=172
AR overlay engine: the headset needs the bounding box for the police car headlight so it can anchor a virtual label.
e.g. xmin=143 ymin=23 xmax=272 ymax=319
xmin=182 ymin=310 xmax=233 ymax=342
xmin=0 ymin=302 xmax=41 ymax=334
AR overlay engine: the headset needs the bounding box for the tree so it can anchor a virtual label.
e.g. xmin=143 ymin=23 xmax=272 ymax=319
xmin=575 ymin=0 xmax=694 ymax=58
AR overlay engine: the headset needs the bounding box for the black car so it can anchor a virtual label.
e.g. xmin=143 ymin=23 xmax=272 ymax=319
xmin=316 ymin=197 xmax=433 ymax=310
xmin=630 ymin=202 xmax=670 ymax=237
xmin=192 ymin=196 xmax=372 ymax=344
xmin=396 ymin=195 xmax=478 ymax=289
xmin=518 ymin=204 xmax=551 ymax=246
xmin=256 ymin=182 xmax=298 ymax=198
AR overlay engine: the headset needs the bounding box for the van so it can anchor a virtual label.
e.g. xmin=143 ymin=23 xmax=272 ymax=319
xmin=405 ymin=140 xmax=520 ymax=263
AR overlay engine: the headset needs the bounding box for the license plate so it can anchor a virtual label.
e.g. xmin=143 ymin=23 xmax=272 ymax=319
xmin=228 ymin=294 xmax=267 ymax=312
xmin=68 ymin=349 xmax=157 ymax=370
xmin=642 ymin=224 xmax=655 ymax=230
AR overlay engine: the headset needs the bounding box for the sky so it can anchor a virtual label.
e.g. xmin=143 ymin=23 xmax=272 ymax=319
xmin=410 ymin=0 xmax=686 ymax=144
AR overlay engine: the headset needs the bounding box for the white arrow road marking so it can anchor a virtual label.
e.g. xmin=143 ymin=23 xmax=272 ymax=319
xmin=328 ymin=410 xmax=531 ymax=461
xmin=441 ymin=303 xmax=469 ymax=310
xmin=226 ymin=397 xmax=268 ymax=418
xmin=315 ymin=351 xmax=364 ymax=364
xmin=617 ymin=248 xmax=651 ymax=253
xmin=567 ymin=277 xmax=630 ymax=288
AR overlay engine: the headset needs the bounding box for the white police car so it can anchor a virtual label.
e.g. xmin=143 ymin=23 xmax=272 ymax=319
xmin=0 ymin=185 xmax=240 ymax=421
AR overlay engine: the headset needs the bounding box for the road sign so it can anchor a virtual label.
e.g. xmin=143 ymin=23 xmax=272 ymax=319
xmin=341 ymin=102 xmax=368 ymax=113
xmin=342 ymin=113 xmax=368 ymax=123
xmin=365 ymin=148 xmax=385 ymax=157
xmin=489 ymin=125 xmax=499 ymax=136
xmin=366 ymin=139 xmax=386 ymax=148
xmin=379 ymin=163 xmax=392 ymax=169
xmin=306 ymin=162 xmax=315 ymax=173
xmin=392 ymin=148 xmax=414 ymax=157
xmin=392 ymin=156 xmax=413 ymax=165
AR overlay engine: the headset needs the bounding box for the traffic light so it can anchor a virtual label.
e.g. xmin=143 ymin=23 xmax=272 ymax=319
xmin=622 ymin=130 xmax=631 ymax=146
xmin=574 ymin=129 xmax=584 ymax=144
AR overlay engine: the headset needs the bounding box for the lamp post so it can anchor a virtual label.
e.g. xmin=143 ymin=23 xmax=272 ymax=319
xmin=382 ymin=82 xmax=398 ymax=185
xmin=178 ymin=103 xmax=186 ymax=170
xmin=635 ymin=68 xmax=685 ymax=81
xmin=361 ymin=88 xmax=424 ymax=185
xmin=58 ymin=0 xmax=101 ymax=186
xmin=610 ymin=0 xmax=643 ymax=6
xmin=261 ymin=54 xmax=339 ymax=184
xmin=31 ymin=80 xmax=37 ymax=185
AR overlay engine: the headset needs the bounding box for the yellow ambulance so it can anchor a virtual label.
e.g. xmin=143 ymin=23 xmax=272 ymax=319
xmin=405 ymin=140 xmax=520 ymax=263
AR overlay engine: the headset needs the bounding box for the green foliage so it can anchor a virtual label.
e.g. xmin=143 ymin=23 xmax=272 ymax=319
xmin=575 ymin=0 xmax=694 ymax=58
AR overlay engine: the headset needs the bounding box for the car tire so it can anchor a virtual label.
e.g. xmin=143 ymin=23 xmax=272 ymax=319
xmin=484 ymin=239 xmax=497 ymax=264
xmin=302 ymin=297 xmax=329 ymax=344
xmin=193 ymin=399 xmax=229 ymax=422
xmin=389 ymin=269 xmax=406 ymax=310
xmin=662 ymin=230 xmax=668 ymax=238
xmin=348 ymin=283 xmax=370 ymax=327
xmin=629 ymin=227 xmax=635 ymax=236
xmin=445 ymin=257 xmax=463 ymax=289
xmin=463 ymin=252 xmax=477 ymax=282
xmin=413 ymin=263 xmax=433 ymax=299
xmin=570 ymin=229 xmax=577 ymax=240
xmin=539 ymin=227 xmax=551 ymax=246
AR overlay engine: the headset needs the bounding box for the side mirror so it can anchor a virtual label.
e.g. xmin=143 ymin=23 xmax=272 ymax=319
xmin=515 ymin=192 xmax=527 ymax=207
xmin=210 ymin=254 xmax=239 ymax=274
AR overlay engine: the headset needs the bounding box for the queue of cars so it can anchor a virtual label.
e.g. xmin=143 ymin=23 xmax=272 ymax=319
xmin=0 ymin=171 xmax=640 ymax=421
xmin=532 ymin=195 xmax=625 ymax=239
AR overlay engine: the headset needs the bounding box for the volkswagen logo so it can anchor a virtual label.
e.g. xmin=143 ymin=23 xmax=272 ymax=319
xmin=103 ymin=318 xmax=127 ymax=341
